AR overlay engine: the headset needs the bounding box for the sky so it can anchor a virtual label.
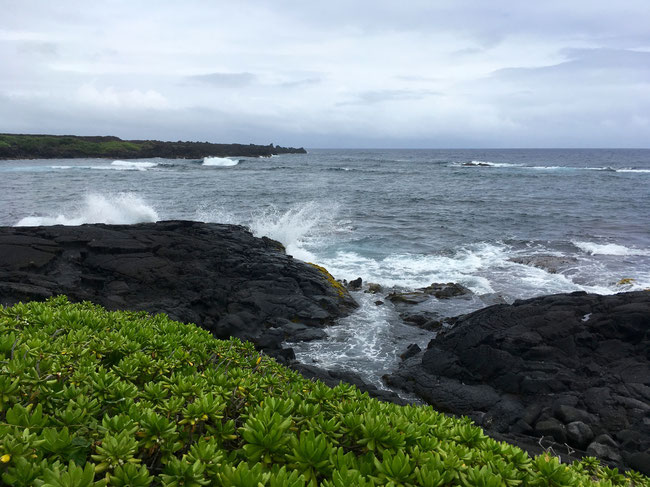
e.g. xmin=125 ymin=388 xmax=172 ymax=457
xmin=1 ymin=1 xmax=649 ymax=148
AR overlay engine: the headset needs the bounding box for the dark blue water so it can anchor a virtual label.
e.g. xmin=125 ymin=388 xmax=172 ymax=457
xmin=2 ymin=149 xmax=649 ymax=387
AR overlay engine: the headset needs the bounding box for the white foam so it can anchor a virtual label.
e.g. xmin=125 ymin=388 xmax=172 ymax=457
xmin=616 ymin=168 xmax=650 ymax=173
xmin=247 ymin=203 xmax=341 ymax=262
xmin=111 ymin=160 xmax=159 ymax=170
xmin=197 ymin=202 xmax=343 ymax=263
xmin=527 ymin=166 xmax=563 ymax=170
xmin=525 ymin=166 xmax=649 ymax=173
xmin=288 ymin=291 xmax=433 ymax=389
xmin=202 ymin=156 xmax=238 ymax=166
xmin=15 ymin=193 xmax=159 ymax=226
xmin=318 ymin=243 xmax=507 ymax=292
xmin=573 ymin=241 xmax=650 ymax=256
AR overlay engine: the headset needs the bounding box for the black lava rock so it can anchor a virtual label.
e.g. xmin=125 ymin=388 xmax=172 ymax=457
xmin=0 ymin=221 xmax=357 ymax=353
xmin=385 ymin=291 xmax=650 ymax=474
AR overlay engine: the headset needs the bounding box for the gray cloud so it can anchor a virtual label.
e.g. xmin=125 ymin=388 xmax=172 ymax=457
xmin=16 ymin=40 xmax=58 ymax=56
xmin=278 ymin=77 xmax=322 ymax=88
xmin=337 ymin=89 xmax=441 ymax=106
xmin=1 ymin=1 xmax=649 ymax=147
xmin=187 ymin=72 xmax=257 ymax=87
xmin=493 ymin=48 xmax=650 ymax=82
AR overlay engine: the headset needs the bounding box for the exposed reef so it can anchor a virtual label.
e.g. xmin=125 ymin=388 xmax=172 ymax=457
xmin=0 ymin=221 xmax=355 ymax=359
xmin=0 ymin=133 xmax=306 ymax=159
xmin=386 ymin=291 xmax=650 ymax=474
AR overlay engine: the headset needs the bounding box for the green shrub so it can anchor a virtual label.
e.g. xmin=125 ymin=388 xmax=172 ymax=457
xmin=0 ymin=297 xmax=647 ymax=486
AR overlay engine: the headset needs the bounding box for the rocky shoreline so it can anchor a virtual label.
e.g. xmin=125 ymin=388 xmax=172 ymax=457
xmin=0 ymin=221 xmax=648 ymax=474
xmin=0 ymin=134 xmax=306 ymax=159
xmin=385 ymin=290 xmax=650 ymax=474
xmin=0 ymin=221 xmax=354 ymax=361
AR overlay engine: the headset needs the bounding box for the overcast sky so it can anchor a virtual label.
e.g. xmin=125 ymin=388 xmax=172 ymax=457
xmin=2 ymin=1 xmax=649 ymax=148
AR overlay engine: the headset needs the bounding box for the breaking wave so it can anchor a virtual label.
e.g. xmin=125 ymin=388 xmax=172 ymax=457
xmin=15 ymin=193 xmax=159 ymax=226
xmin=111 ymin=160 xmax=159 ymax=170
xmin=203 ymin=156 xmax=238 ymax=166
xmin=573 ymin=241 xmax=650 ymax=256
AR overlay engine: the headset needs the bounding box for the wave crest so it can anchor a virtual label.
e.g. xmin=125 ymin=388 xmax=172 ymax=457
xmin=111 ymin=160 xmax=159 ymax=170
xmin=16 ymin=193 xmax=159 ymax=226
xmin=573 ymin=241 xmax=650 ymax=256
xmin=203 ymin=156 xmax=238 ymax=166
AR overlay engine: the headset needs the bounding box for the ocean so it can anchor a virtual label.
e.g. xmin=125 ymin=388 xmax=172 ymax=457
xmin=2 ymin=149 xmax=649 ymax=388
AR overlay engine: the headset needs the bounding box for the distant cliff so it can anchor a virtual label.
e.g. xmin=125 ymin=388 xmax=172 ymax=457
xmin=0 ymin=133 xmax=307 ymax=159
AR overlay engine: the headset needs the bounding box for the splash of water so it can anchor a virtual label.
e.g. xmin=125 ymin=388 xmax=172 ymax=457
xmin=16 ymin=193 xmax=159 ymax=226
xmin=202 ymin=156 xmax=238 ymax=166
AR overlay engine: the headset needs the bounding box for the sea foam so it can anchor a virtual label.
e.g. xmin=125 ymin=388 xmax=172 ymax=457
xmin=573 ymin=241 xmax=650 ymax=256
xmin=16 ymin=193 xmax=159 ymax=226
xmin=202 ymin=156 xmax=238 ymax=166
xmin=197 ymin=202 xmax=343 ymax=263
xmin=111 ymin=160 xmax=159 ymax=170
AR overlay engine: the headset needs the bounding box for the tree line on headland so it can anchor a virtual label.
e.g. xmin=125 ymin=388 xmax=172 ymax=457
xmin=0 ymin=133 xmax=307 ymax=160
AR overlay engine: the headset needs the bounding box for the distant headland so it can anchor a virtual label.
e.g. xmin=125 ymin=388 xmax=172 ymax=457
xmin=0 ymin=133 xmax=307 ymax=160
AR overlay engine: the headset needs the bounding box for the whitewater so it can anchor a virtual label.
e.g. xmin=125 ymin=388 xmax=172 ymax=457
xmin=2 ymin=149 xmax=649 ymax=387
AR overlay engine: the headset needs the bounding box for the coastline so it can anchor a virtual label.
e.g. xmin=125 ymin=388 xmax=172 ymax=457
xmin=0 ymin=221 xmax=648 ymax=474
xmin=0 ymin=133 xmax=307 ymax=160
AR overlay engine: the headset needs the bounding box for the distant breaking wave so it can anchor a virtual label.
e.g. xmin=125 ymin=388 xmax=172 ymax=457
xmin=202 ymin=156 xmax=238 ymax=166
xmin=15 ymin=193 xmax=159 ymax=226
xmin=453 ymin=161 xmax=650 ymax=173
xmin=50 ymin=161 xmax=160 ymax=172
xmin=111 ymin=160 xmax=159 ymax=170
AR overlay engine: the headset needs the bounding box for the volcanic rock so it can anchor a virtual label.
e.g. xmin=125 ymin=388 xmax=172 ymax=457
xmin=385 ymin=291 xmax=650 ymax=474
xmin=0 ymin=221 xmax=357 ymax=356
xmin=388 ymin=282 xmax=472 ymax=304
xmin=347 ymin=277 xmax=363 ymax=290
xmin=509 ymin=254 xmax=579 ymax=274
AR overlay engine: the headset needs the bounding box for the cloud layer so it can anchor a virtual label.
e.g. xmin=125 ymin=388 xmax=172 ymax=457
xmin=1 ymin=1 xmax=649 ymax=147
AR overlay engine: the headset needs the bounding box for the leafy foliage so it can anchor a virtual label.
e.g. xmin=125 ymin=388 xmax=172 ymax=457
xmin=0 ymin=297 xmax=647 ymax=486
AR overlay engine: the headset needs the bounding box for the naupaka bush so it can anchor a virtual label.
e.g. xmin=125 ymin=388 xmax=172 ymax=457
xmin=0 ymin=297 xmax=647 ymax=486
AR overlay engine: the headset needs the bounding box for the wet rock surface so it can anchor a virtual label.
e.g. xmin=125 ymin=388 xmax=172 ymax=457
xmin=386 ymin=291 xmax=650 ymax=474
xmin=0 ymin=221 xmax=356 ymax=358
xmin=387 ymin=282 xmax=474 ymax=330
xmin=509 ymin=254 xmax=579 ymax=274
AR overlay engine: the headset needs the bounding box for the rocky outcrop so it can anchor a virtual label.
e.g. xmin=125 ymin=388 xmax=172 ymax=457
xmin=0 ymin=221 xmax=355 ymax=358
xmin=385 ymin=291 xmax=650 ymax=474
xmin=509 ymin=254 xmax=579 ymax=274
xmin=387 ymin=282 xmax=473 ymax=330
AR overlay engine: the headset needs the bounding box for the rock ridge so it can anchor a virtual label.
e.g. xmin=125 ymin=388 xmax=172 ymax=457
xmin=0 ymin=221 xmax=355 ymax=357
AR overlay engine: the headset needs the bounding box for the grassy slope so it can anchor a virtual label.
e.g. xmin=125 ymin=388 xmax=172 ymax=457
xmin=0 ymin=297 xmax=646 ymax=486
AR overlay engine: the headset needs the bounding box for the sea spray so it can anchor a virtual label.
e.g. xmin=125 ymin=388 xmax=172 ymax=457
xmin=198 ymin=201 xmax=343 ymax=263
xmin=202 ymin=156 xmax=238 ymax=166
xmin=16 ymin=193 xmax=159 ymax=226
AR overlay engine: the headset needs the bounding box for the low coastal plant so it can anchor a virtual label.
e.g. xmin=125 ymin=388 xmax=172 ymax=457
xmin=0 ymin=297 xmax=647 ymax=486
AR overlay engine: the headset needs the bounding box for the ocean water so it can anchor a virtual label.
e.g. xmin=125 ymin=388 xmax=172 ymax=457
xmin=2 ymin=149 xmax=649 ymax=388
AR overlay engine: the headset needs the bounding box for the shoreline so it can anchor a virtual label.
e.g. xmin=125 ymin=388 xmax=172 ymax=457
xmin=0 ymin=133 xmax=307 ymax=160
xmin=0 ymin=221 xmax=648 ymax=474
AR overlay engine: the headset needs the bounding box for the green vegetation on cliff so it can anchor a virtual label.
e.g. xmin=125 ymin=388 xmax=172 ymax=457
xmin=0 ymin=134 xmax=306 ymax=160
xmin=0 ymin=297 xmax=646 ymax=486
